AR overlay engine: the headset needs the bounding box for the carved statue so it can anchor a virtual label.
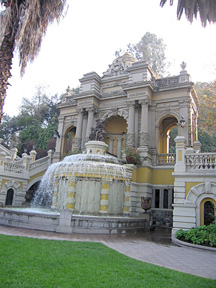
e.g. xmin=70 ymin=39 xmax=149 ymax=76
xmin=89 ymin=120 xmax=105 ymax=141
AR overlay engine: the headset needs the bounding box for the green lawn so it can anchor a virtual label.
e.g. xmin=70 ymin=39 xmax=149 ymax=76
xmin=0 ymin=235 xmax=215 ymax=288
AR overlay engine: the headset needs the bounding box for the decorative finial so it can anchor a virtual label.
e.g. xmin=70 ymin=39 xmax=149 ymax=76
xmin=66 ymin=86 xmax=71 ymax=96
xmin=180 ymin=61 xmax=187 ymax=71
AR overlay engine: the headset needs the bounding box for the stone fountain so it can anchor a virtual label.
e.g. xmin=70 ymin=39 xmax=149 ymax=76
xmin=0 ymin=139 xmax=148 ymax=234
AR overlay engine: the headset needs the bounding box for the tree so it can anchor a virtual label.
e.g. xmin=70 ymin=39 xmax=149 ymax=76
xmin=160 ymin=0 xmax=216 ymax=27
xmin=0 ymin=0 xmax=67 ymax=123
xmin=115 ymin=32 xmax=169 ymax=77
xmin=198 ymin=129 xmax=216 ymax=152
xmin=0 ymin=86 xmax=60 ymax=158
xmin=196 ymin=81 xmax=216 ymax=135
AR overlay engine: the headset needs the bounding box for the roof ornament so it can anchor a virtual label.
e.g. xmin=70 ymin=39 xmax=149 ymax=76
xmin=102 ymin=53 xmax=137 ymax=77
xmin=180 ymin=61 xmax=187 ymax=71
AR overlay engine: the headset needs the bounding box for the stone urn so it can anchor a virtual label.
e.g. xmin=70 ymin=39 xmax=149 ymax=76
xmin=141 ymin=197 xmax=152 ymax=212
xmin=126 ymin=156 xmax=137 ymax=165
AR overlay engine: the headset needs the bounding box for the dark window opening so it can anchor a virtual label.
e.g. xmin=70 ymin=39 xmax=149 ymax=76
xmin=155 ymin=189 xmax=160 ymax=208
xmin=5 ymin=189 xmax=14 ymax=205
xmin=204 ymin=201 xmax=215 ymax=226
xmin=163 ymin=189 xmax=168 ymax=209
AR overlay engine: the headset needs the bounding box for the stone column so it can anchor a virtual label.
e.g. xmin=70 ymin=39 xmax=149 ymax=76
xmin=74 ymin=108 xmax=84 ymax=150
xmin=117 ymin=138 xmax=122 ymax=158
xmin=108 ymin=138 xmax=114 ymax=154
xmin=127 ymin=101 xmax=135 ymax=147
xmin=139 ymin=99 xmax=149 ymax=147
xmin=85 ymin=107 xmax=95 ymax=142
xmin=53 ymin=118 xmax=64 ymax=162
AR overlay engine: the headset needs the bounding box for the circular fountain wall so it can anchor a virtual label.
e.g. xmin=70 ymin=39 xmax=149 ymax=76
xmin=0 ymin=141 xmax=149 ymax=234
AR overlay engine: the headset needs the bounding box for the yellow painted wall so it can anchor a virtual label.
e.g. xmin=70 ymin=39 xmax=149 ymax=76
xmin=185 ymin=182 xmax=202 ymax=198
xmin=134 ymin=167 xmax=174 ymax=185
xmin=104 ymin=116 xmax=127 ymax=134
xmin=29 ymin=171 xmax=46 ymax=184
xmin=1 ymin=179 xmax=23 ymax=189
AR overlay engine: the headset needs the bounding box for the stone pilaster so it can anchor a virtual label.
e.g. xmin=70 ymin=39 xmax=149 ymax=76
xmin=65 ymin=178 xmax=77 ymax=210
xmin=85 ymin=107 xmax=95 ymax=142
xmin=123 ymin=182 xmax=131 ymax=215
xmin=139 ymin=99 xmax=149 ymax=147
xmin=74 ymin=108 xmax=84 ymax=150
xmin=127 ymin=101 xmax=135 ymax=147
xmin=99 ymin=181 xmax=109 ymax=213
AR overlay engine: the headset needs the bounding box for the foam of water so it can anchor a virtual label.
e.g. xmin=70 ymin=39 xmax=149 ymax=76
xmin=31 ymin=153 xmax=128 ymax=210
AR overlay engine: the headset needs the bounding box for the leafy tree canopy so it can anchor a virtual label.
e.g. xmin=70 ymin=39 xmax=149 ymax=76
xmin=0 ymin=86 xmax=60 ymax=158
xmin=196 ymin=81 xmax=216 ymax=136
xmin=115 ymin=32 xmax=169 ymax=77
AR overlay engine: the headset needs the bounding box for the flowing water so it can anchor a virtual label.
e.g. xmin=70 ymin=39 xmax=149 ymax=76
xmin=31 ymin=152 xmax=131 ymax=214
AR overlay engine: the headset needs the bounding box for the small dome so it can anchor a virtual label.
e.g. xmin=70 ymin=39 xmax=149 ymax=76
xmin=113 ymin=52 xmax=137 ymax=66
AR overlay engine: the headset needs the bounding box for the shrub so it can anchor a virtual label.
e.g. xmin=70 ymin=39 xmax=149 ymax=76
xmin=176 ymin=224 xmax=216 ymax=247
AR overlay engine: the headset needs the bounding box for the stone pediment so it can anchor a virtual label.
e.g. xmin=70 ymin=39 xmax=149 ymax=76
xmin=102 ymin=53 xmax=137 ymax=78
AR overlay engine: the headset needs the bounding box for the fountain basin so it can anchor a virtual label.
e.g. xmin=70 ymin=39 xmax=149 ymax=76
xmin=0 ymin=207 xmax=148 ymax=234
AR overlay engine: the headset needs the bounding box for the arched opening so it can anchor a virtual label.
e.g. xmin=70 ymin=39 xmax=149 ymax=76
xmin=25 ymin=182 xmax=40 ymax=204
xmin=5 ymin=188 xmax=14 ymax=205
xmin=104 ymin=116 xmax=127 ymax=158
xmin=168 ymin=126 xmax=178 ymax=153
xmin=159 ymin=116 xmax=178 ymax=154
xmin=200 ymin=198 xmax=216 ymax=226
xmin=204 ymin=201 xmax=215 ymax=225
xmin=62 ymin=126 xmax=76 ymax=156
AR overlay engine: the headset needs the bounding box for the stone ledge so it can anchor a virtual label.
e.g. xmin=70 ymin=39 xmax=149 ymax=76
xmin=172 ymin=235 xmax=216 ymax=253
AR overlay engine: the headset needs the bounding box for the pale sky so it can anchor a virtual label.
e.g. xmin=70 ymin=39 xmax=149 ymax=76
xmin=3 ymin=0 xmax=216 ymax=116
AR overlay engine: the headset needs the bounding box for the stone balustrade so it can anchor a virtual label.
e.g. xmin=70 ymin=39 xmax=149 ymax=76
xmin=186 ymin=152 xmax=216 ymax=171
xmin=3 ymin=162 xmax=24 ymax=174
xmin=29 ymin=156 xmax=50 ymax=171
xmin=156 ymin=153 xmax=176 ymax=165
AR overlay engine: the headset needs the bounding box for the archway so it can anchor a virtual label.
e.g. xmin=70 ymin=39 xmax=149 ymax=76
xmin=62 ymin=126 xmax=76 ymax=156
xmin=5 ymin=188 xmax=14 ymax=205
xmin=104 ymin=116 xmax=127 ymax=158
xmin=25 ymin=182 xmax=40 ymax=204
xmin=159 ymin=116 xmax=178 ymax=154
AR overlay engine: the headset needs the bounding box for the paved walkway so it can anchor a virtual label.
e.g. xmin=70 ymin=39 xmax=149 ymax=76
xmin=0 ymin=225 xmax=216 ymax=280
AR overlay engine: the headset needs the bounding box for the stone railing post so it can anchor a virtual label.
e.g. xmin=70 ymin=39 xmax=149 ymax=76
xmin=48 ymin=150 xmax=54 ymax=166
xmin=30 ymin=149 xmax=37 ymax=162
xmin=174 ymin=136 xmax=187 ymax=173
xmin=11 ymin=147 xmax=18 ymax=161
xmin=193 ymin=140 xmax=201 ymax=153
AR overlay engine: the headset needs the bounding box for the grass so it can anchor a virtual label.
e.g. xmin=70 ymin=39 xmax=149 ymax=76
xmin=0 ymin=235 xmax=215 ymax=288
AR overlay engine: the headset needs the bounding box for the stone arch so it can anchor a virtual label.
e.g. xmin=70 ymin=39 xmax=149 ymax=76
xmin=100 ymin=109 xmax=129 ymax=124
xmin=186 ymin=182 xmax=216 ymax=226
xmin=1 ymin=180 xmax=22 ymax=206
xmin=156 ymin=112 xmax=179 ymax=154
xmin=62 ymin=124 xmax=76 ymax=156
xmin=102 ymin=114 xmax=127 ymax=158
